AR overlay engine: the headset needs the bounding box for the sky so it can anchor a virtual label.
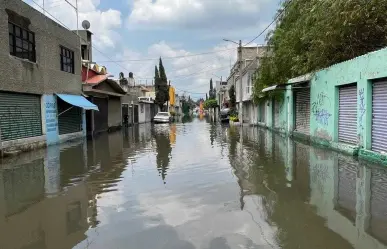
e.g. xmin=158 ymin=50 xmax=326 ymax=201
xmin=24 ymin=0 xmax=282 ymax=99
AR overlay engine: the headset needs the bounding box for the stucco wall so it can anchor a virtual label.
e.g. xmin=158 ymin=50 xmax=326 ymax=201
xmin=0 ymin=0 xmax=82 ymax=95
xmin=264 ymin=47 xmax=387 ymax=163
xmin=108 ymin=97 xmax=121 ymax=128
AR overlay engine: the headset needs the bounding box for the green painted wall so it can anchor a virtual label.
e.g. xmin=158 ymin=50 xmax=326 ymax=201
xmin=263 ymin=47 xmax=387 ymax=164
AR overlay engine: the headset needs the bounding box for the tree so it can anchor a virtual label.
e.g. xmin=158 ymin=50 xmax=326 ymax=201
xmin=253 ymin=0 xmax=387 ymax=102
xmin=154 ymin=58 xmax=169 ymax=110
xmin=206 ymin=93 xmax=208 ymax=100
xmin=229 ymin=85 xmax=236 ymax=111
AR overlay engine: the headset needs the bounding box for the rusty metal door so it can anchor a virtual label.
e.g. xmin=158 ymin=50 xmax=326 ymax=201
xmin=338 ymin=85 xmax=357 ymax=144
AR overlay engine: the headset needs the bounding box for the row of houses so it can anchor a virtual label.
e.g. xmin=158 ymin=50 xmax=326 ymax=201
xmin=221 ymin=42 xmax=387 ymax=164
xmin=0 ymin=1 xmax=182 ymax=157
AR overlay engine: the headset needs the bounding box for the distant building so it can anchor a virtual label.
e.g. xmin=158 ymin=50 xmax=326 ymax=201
xmin=226 ymin=46 xmax=271 ymax=125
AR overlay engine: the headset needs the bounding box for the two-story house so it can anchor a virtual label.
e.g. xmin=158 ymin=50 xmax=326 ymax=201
xmin=226 ymin=46 xmax=270 ymax=125
xmin=0 ymin=1 xmax=98 ymax=156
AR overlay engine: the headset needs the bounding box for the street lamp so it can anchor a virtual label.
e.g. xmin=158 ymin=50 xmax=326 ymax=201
xmin=223 ymin=38 xmax=243 ymax=122
xmin=223 ymin=39 xmax=240 ymax=46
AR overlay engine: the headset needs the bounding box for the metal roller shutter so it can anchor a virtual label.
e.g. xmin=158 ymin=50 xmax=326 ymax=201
xmin=0 ymin=91 xmax=42 ymax=141
xmin=337 ymin=156 xmax=357 ymax=222
xmin=57 ymin=98 xmax=82 ymax=135
xmin=93 ymin=97 xmax=108 ymax=133
xmin=370 ymin=167 xmax=387 ymax=244
xmin=259 ymin=101 xmax=266 ymax=123
xmin=295 ymin=89 xmax=310 ymax=134
xmin=372 ymin=81 xmax=387 ymax=153
xmin=274 ymin=100 xmax=280 ymax=128
xmin=338 ymin=85 xmax=357 ymax=144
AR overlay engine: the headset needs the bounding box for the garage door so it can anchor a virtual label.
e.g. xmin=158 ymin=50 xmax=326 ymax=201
xmin=259 ymin=101 xmax=266 ymax=123
xmin=372 ymin=81 xmax=387 ymax=153
xmin=295 ymin=89 xmax=310 ymax=134
xmin=93 ymin=97 xmax=109 ymax=133
xmin=0 ymin=91 xmax=42 ymax=141
xmin=57 ymin=97 xmax=82 ymax=135
xmin=338 ymin=85 xmax=357 ymax=144
xmin=274 ymin=100 xmax=280 ymax=128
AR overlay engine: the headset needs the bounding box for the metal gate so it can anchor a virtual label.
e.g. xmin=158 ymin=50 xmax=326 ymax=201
xmin=372 ymin=81 xmax=387 ymax=153
xmin=133 ymin=105 xmax=139 ymax=123
xmin=294 ymin=89 xmax=310 ymax=134
xmin=93 ymin=97 xmax=108 ymax=133
xmin=338 ymin=85 xmax=357 ymax=144
xmin=0 ymin=91 xmax=42 ymax=141
xmin=259 ymin=101 xmax=266 ymax=123
xmin=122 ymin=104 xmax=129 ymax=125
xmin=57 ymin=97 xmax=82 ymax=135
xmin=273 ymin=99 xmax=280 ymax=128
xmin=370 ymin=167 xmax=387 ymax=244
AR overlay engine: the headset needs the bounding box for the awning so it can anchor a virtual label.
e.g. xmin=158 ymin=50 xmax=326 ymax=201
xmin=262 ymin=84 xmax=288 ymax=92
xmin=56 ymin=94 xmax=99 ymax=111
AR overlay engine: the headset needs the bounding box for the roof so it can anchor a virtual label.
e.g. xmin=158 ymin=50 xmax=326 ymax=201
xmin=85 ymin=74 xmax=108 ymax=84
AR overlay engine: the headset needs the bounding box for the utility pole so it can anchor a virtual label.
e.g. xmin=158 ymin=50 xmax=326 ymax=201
xmin=238 ymin=40 xmax=243 ymax=123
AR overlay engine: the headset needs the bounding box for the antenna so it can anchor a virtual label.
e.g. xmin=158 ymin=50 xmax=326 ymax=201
xmin=82 ymin=20 xmax=91 ymax=30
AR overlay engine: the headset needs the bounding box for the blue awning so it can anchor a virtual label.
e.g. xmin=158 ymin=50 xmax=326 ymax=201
xmin=56 ymin=94 xmax=99 ymax=111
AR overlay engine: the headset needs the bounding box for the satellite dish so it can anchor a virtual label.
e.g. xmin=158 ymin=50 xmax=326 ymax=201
xmin=82 ymin=20 xmax=90 ymax=30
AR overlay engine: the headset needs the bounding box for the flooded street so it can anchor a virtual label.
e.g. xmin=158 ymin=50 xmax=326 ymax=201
xmin=0 ymin=119 xmax=387 ymax=249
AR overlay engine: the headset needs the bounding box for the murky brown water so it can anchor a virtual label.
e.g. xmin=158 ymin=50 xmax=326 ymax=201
xmin=1 ymin=119 xmax=387 ymax=249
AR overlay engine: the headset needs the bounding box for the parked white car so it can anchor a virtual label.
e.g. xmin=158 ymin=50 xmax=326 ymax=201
xmin=153 ymin=112 xmax=171 ymax=123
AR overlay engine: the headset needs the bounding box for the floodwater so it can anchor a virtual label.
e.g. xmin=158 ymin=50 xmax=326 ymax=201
xmin=0 ymin=118 xmax=387 ymax=249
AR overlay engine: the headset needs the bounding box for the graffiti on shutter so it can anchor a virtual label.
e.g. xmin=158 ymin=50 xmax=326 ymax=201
xmin=372 ymin=81 xmax=387 ymax=153
xmin=338 ymin=85 xmax=357 ymax=145
xmin=295 ymin=89 xmax=310 ymax=134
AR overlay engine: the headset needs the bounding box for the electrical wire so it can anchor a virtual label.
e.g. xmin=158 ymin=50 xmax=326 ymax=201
xmin=30 ymin=0 xmax=133 ymax=74
xmin=244 ymin=0 xmax=293 ymax=46
xmin=98 ymin=48 xmax=237 ymax=62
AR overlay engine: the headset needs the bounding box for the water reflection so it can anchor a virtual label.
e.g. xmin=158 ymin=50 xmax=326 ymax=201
xmin=0 ymin=121 xmax=387 ymax=249
xmin=152 ymin=125 xmax=172 ymax=184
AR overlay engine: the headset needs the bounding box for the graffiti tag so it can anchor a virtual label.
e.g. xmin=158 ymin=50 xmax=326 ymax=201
xmin=311 ymin=92 xmax=332 ymax=126
xmin=315 ymin=109 xmax=332 ymax=126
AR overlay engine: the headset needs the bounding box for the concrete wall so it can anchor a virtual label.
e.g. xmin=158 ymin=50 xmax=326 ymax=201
xmin=260 ymin=47 xmax=387 ymax=164
xmin=108 ymin=96 xmax=121 ymax=128
xmin=0 ymin=0 xmax=82 ymax=95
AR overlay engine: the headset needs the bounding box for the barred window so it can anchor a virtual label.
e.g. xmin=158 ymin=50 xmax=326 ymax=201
xmin=8 ymin=22 xmax=36 ymax=62
xmin=60 ymin=46 xmax=74 ymax=74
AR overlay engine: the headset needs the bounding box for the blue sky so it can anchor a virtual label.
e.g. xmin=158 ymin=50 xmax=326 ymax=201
xmin=25 ymin=0 xmax=281 ymax=98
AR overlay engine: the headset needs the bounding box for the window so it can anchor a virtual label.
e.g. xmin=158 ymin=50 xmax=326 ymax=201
xmin=8 ymin=22 xmax=36 ymax=62
xmin=60 ymin=46 xmax=75 ymax=73
xmin=140 ymin=104 xmax=144 ymax=113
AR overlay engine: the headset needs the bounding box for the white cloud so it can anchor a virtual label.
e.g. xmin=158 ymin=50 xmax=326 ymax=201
xmin=26 ymin=0 xmax=122 ymax=49
xmin=104 ymin=41 xmax=241 ymax=98
xmin=127 ymin=0 xmax=271 ymax=31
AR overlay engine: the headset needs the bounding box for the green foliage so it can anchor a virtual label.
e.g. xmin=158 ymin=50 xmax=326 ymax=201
xmin=253 ymin=0 xmax=387 ymax=103
xmin=228 ymin=85 xmax=236 ymax=110
xmin=230 ymin=114 xmax=239 ymax=122
xmin=203 ymin=99 xmax=217 ymax=109
xmin=155 ymin=59 xmax=169 ymax=110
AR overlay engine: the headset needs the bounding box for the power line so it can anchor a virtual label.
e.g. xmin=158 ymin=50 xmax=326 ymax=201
xmin=244 ymin=0 xmax=293 ymax=46
xmin=98 ymin=47 xmax=236 ymax=63
xmin=29 ymin=0 xmax=132 ymax=74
